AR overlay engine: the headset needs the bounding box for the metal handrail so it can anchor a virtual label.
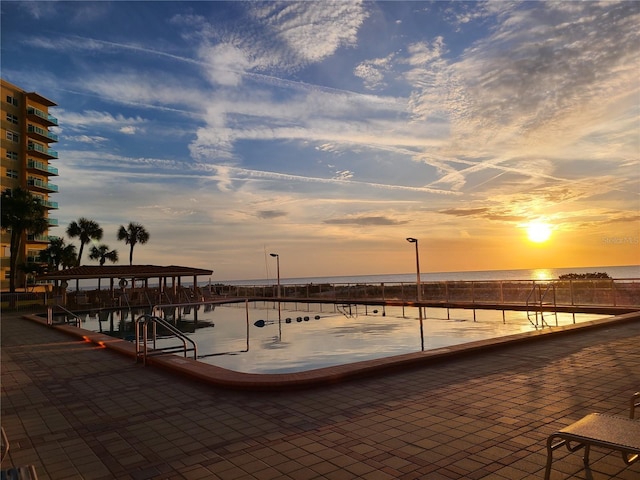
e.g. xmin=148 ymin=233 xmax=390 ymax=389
xmin=120 ymin=292 xmax=131 ymax=309
xmin=47 ymin=304 xmax=82 ymax=328
xmin=134 ymin=314 xmax=197 ymax=366
xmin=526 ymin=283 xmax=558 ymax=327
xmin=143 ymin=290 xmax=153 ymax=312
xmin=540 ymin=284 xmax=558 ymax=326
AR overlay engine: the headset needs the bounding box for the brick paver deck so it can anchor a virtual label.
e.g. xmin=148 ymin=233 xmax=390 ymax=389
xmin=2 ymin=312 xmax=639 ymax=480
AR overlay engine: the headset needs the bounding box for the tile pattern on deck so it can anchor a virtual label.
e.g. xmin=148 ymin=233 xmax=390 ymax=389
xmin=1 ymin=313 xmax=639 ymax=480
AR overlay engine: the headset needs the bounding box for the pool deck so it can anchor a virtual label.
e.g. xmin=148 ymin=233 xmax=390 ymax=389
xmin=2 ymin=312 xmax=640 ymax=480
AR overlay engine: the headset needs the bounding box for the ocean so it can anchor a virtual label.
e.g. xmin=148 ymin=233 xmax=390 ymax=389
xmin=222 ymin=264 xmax=640 ymax=286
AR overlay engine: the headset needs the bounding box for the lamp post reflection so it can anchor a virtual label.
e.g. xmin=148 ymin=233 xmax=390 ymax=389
xmin=406 ymin=237 xmax=424 ymax=351
xmin=269 ymin=253 xmax=281 ymax=325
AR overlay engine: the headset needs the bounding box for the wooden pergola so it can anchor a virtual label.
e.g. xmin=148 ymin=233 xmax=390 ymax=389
xmin=37 ymin=264 xmax=213 ymax=301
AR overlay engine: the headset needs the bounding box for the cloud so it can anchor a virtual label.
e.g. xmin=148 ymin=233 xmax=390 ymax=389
xmin=119 ymin=126 xmax=138 ymax=135
xmin=354 ymin=63 xmax=385 ymax=90
xmin=67 ymin=135 xmax=108 ymax=144
xmin=333 ymin=170 xmax=354 ymax=181
xmin=256 ymin=210 xmax=288 ymax=219
xmin=439 ymin=208 xmax=490 ymax=217
xmin=393 ymin=1 xmax=640 ymax=190
xmin=24 ymin=33 xmax=202 ymax=66
xmin=68 ymin=72 xmax=205 ymax=114
xmin=324 ymin=215 xmax=408 ymax=226
xmin=354 ymin=53 xmax=395 ymax=90
xmin=15 ymin=1 xmax=57 ymax=20
xmin=198 ymin=43 xmax=252 ymax=87
xmin=249 ymin=1 xmax=368 ymax=68
xmin=57 ymin=110 xmax=145 ymax=127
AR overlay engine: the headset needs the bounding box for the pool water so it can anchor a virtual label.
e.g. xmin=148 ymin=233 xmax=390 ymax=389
xmin=76 ymin=301 xmax=607 ymax=374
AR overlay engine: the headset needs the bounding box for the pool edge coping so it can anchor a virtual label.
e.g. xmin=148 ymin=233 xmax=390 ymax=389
xmin=21 ymin=310 xmax=640 ymax=391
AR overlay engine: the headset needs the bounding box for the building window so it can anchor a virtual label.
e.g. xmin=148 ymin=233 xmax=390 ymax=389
xmin=6 ymin=130 xmax=19 ymax=142
xmin=6 ymin=151 xmax=18 ymax=161
xmin=6 ymin=95 xmax=18 ymax=106
xmin=6 ymin=113 xmax=18 ymax=124
xmin=6 ymin=169 xmax=19 ymax=179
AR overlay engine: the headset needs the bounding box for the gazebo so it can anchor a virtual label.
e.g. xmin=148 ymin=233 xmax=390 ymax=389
xmin=37 ymin=264 xmax=214 ymax=308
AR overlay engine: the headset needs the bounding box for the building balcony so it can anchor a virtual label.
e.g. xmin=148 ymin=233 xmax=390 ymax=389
xmin=47 ymin=218 xmax=59 ymax=227
xmin=41 ymin=199 xmax=59 ymax=209
xmin=27 ymin=234 xmax=50 ymax=243
xmin=27 ymin=142 xmax=58 ymax=159
xmin=28 ymin=124 xmax=58 ymax=143
xmin=27 ymin=106 xmax=58 ymax=127
xmin=27 ymin=178 xmax=59 ymax=193
xmin=27 ymin=159 xmax=59 ymax=176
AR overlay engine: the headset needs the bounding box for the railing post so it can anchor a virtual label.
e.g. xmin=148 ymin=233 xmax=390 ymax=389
xmin=47 ymin=306 xmax=52 ymax=325
xmin=142 ymin=318 xmax=148 ymax=366
xmin=570 ymin=280 xmax=574 ymax=306
xmin=612 ymin=279 xmax=617 ymax=307
xmin=134 ymin=317 xmax=140 ymax=363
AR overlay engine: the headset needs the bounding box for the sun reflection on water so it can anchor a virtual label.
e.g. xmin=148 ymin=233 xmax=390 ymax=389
xmin=532 ymin=269 xmax=554 ymax=281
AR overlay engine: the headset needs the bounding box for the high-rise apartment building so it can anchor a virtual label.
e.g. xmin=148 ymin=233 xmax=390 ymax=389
xmin=1 ymin=79 xmax=59 ymax=291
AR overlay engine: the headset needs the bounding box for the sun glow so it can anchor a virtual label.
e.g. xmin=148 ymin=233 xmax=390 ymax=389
xmin=526 ymin=221 xmax=552 ymax=243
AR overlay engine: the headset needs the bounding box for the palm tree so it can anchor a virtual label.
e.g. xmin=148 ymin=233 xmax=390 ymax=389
xmin=38 ymin=238 xmax=76 ymax=292
xmin=1 ymin=188 xmax=49 ymax=293
xmin=59 ymin=244 xmax=78 ymax=270
xmin=89 ymin=244 xmax=118 ymax=289
xmin=66 ymin=217 xmax=103 ymax=266
xmin=39 ymin=237 xmax=76 ymax=271
xmin=89 ymin=244 xmax=119 ymax=266
xmin=117 ymin=222 xmax=149 ymax=265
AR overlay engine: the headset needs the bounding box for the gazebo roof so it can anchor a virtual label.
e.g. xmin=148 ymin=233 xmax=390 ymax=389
xmin=38 ymin=265 xmax=213 ymax=281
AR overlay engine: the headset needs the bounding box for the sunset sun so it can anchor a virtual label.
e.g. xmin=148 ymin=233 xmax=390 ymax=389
xmin=526 ymin=221 xmax=552 ymax=243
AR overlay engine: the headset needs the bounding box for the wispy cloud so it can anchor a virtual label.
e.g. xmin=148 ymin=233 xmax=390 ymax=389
xmin=324 ymin=215 xmax=408 ymax=226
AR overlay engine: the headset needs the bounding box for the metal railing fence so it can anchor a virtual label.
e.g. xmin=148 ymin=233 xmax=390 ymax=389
xmin=3 ymin=278 xmax=639 ymax=311
xmin=221 ymin=278 xmax=640 ymax=308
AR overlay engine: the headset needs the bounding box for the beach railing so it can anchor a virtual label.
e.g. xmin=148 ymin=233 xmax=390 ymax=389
xmin=222 ymin=278 xmax=640 ymax=308
xmin=4 ymin=278 xmax=639 ymax=311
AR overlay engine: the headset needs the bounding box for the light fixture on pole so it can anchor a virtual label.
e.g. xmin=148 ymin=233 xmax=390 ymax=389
xmin=269 ymin=253 xmax=280 ymax=298
xmin=406 ymin=237 xmax=424 ymax=351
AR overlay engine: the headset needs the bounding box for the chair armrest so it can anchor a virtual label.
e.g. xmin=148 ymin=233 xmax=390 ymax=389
xmin=1 ymin=427 xmax=8 ymax=462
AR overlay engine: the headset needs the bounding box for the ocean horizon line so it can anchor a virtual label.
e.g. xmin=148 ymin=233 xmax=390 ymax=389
xmin=219 ymin=264 xmax=640 ymax=286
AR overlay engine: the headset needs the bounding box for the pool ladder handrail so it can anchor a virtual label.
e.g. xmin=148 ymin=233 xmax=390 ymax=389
xmin=134 ymin=314 xmax=197 ymax=366
xmin=47 ymin=304 xmax=82 ymax=328
xmin=526 ymin=282 xmax=558 ymax=327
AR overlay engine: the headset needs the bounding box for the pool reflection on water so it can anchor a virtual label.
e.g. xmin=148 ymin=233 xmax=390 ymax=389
xmin=76 ymin=301 xmax=607 ymax=374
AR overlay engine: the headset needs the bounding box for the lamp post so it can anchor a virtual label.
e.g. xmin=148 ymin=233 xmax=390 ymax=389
xmin=406 ymin=238 xmax=421 ymax=301
xmin=406 ymin=237 xmax=424 ymax=350
xmin=269 ymin=253 xmax=280 ymax=298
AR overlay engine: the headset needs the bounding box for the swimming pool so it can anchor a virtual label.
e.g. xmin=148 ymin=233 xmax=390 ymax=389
xmin=75 ymin=301 xmax=607 ymax=374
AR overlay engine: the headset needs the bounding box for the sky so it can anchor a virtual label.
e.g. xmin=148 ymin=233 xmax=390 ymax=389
xmin=2 ymin=1 xmax=639 ymax=281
